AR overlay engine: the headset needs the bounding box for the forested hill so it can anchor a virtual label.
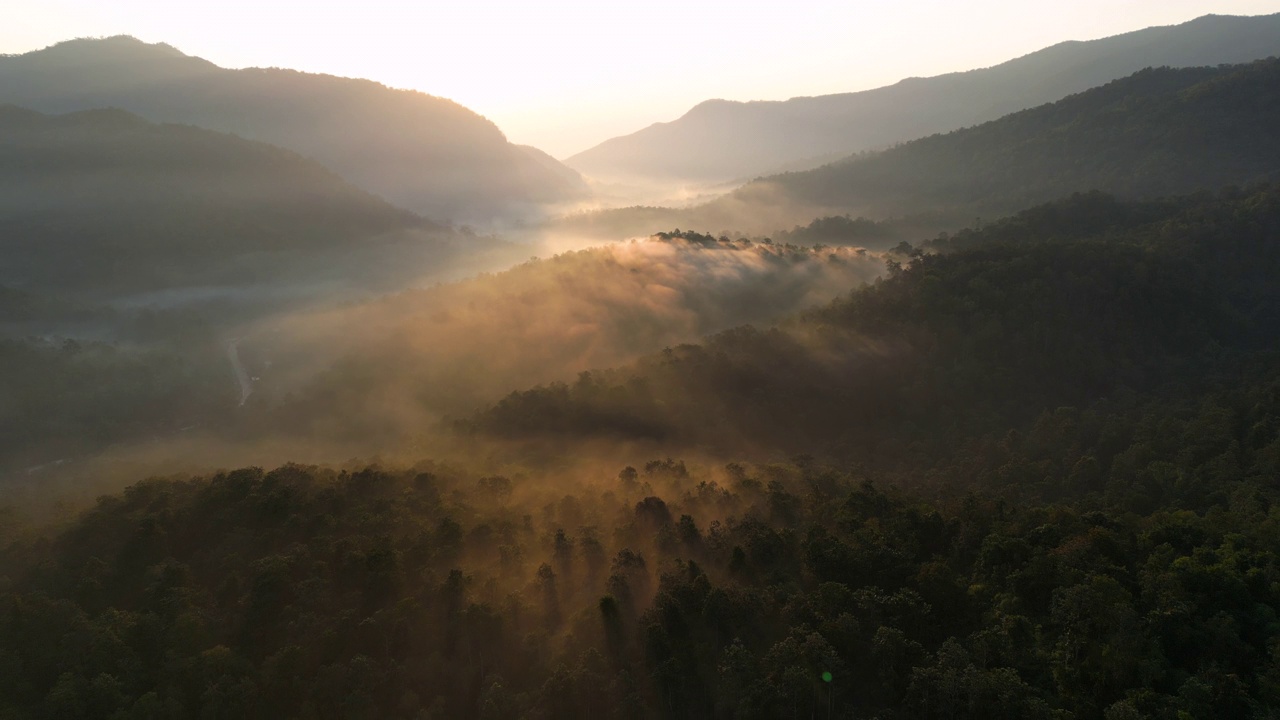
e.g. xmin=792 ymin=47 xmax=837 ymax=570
xmin=474 ymin=185 xmax=1280 ymax=471
xmin=0 ymin=36 xmax=589 ymax=223
xmin=565 ymin=12 xmax=1280 ymax=184
xmin=0 ymin=105 xmax=425 ymax=292
xmin=736 ymin=59 xmax=1280 ymax=223
xmin=558 ymin=59 xmax=1280 ymax=241
xmin=5 ymin=188 xmax=1280 ymax=719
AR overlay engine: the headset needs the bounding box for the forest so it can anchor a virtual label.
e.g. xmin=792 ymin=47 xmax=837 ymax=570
xmin=473 ymin=186 xmax=1280 ymax=466
xmin=0 ymin=234 xmax=884 ymax=480
xmin=3 ymin=17 xmax=1280 ymax=719
xmin=554 ymin=58 xmax=1280 ymax=242
xmin=3 ymin=186 xmax=1280 ymax=718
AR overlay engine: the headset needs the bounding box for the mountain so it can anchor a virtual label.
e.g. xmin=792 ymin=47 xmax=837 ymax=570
xmin=557 ymin=59 xmax=1280 ymax=241
xmin=7 ymin=188 xmax=1280 ymax=720
xmin=0 ymin=36 xmax=589 ymax=223
xmin=239 ymin=232 xmax=884 ymax=444
xmin=475 ymin=185 xmax=1280 ymax=460
xmin=741 ymin=59 xmax=1280 ymax=224
xmin=565 ymin=13 xmax=1280 ymax=185
xmin=0 ymin=105 xmax=429 ymax=293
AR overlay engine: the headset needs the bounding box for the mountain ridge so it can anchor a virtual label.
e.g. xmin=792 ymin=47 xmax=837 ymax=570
xmin=566 ymin=13 xmax=1280 ymax=183
xmin=0 ymin=36 xmax=588 ymax=224
xmin=0 ymin=104 xmax=432 ymax=292
xmin=554 ymin=58 xmax=1280 ymax=241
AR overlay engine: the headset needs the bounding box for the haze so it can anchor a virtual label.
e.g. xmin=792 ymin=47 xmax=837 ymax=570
xmin=7 ymin=0 xmax=1280 ymax=716
xmin=4 ymin=0 xmax=1278 ymax=156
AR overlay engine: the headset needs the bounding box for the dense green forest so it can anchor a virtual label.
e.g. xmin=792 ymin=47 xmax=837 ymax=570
xmin=4 ymin=186 xmax=1280 ymax=718
xmin=554 ymin=59 xmax=1280 ymax=241
xmin=6 ymin=10 xmax=1280 ymax=719
xmin=772 ymin=215 xmax=900 ymax=247
xmin=4 ymin=447 xmax=1280 ymax=719
xmin=477 ymin=186 xmax=1280 ymax=467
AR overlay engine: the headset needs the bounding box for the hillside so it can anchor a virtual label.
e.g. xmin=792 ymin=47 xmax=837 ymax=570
xmin=7 ymin=15 xmax=1280 ymax=720
xmin=557 ymin=59 xmax=1280 ymax=240
xmin=0 ymin=105 xmax=436 ymax=293
xmin=229 ymin=233 xmax=885 ymax=444
xmin=476 ymin=185 xmax=1280 ymax=463
xmin=5 ymin=188 xmax=1280 ymax=719
xmin=750 ymin=59 xmax=1280 ymax=221
xmin=0 ymin=36 xmax=589 ymax=223
xmin=566 ymin=12 xmax=1280 ymax=184
xmin=0 ymin=230 xmax=883 ymax=477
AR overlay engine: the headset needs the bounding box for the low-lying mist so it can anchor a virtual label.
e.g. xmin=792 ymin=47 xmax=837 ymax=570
xmin=2 ymin=232 xmax=885 ymax=507
xmin=240 ymin=233 xmax=885 ymax=444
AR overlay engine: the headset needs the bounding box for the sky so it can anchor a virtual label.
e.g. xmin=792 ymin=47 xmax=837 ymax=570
xmin=4 ymin=0 xmax=1280 ymax=158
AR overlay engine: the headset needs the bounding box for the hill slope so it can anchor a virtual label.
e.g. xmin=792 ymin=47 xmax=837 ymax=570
xmin=0 ymin=105 xmax=428 ymax=292
xmin=6 ymin=189 xmax=1280 ymax=720
xmin=240 ymin=233 xmax=885 ymax=443
xmin=566 ymin=13 xmax=1280 ymax=184
xmin=480 ymin=185 xmax=1280 ymax=460
xmin=0 ymin=36 xmax=588 ymax=223
xmin=558 ymin=59 xmax=1280 ymax=239
xmin=745 ymin=59 xmax=1280 ymax=222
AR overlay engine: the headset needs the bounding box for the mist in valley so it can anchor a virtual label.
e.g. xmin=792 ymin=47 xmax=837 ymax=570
xmin=1 ymin=227 xmax=889 ymax=506
xmin=5 ymin=10 xmax=1280 ymax=720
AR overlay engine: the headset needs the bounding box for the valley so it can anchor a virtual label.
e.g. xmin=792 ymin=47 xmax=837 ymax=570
xmin=2 ymin=9 xmax=1280 ymax=719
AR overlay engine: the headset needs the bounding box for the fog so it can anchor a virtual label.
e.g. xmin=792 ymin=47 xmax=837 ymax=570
xmin=228 ymin=234 xmax=886 ymax=444
xmin=0 ymin=37 xmax=590 ymax=225
xmin=0 ymin=229 xmax=886 ymax=506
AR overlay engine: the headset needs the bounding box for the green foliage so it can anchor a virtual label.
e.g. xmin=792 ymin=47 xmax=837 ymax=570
xmin=775 ymin=214 xmax=899 ymax=247
xmin=6 ymin=169 xmax=1280 ymax=719
xmin=3 ymin=443 xmax=1280 ymax=718
xmin=470 ymin=185 xmax=1280 ymax=478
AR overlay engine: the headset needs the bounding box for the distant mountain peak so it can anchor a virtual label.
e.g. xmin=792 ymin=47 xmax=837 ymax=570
xmin=0 ymin=36 xmax=588 ymax=223
xmin=28 ymin=35 xmax=200 ymax=63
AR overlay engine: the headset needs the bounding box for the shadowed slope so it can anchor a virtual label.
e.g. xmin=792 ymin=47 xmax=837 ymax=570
xmin=567 ymin=13 xmax=1280 ymax=184
xmin=0 ymin=36 xmax=589 ymax=224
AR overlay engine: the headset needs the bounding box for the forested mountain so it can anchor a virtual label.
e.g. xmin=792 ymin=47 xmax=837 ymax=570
xmin=559 ymin=59 xmax=1280 ymax=240
xmin=477 ymin=185 xmax=1280 ymax=466
xmin=0 ymin=231 xmax=881 ymax=479
xmin=566 ymin=13 xmax=1280 ymax=184
xmin=5 ymin=188 xmax=1280 ymax=719
xmin=239 ymin=233 xmax=884 ymax=443
xmin=0 ymin=105 xmax=435 ymax=293
xmin=5 ymin=14 xmax=1280 ymax=719
xmin=753 ymin=60 xmax=1280 ymax=222
xmin=0 ymin=36 xmax=589 ymax=223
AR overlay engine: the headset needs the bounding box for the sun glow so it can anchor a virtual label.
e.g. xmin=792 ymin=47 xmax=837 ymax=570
xmin=5 ymin=0 xmax=1280 ymax=156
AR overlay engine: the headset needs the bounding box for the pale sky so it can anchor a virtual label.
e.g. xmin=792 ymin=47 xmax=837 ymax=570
xmin=4 ymin=0 xmax=1279 ymax=157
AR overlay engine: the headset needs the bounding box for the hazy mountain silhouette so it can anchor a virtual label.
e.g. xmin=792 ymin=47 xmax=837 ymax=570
xmin=0 ymin=36 xmax=589 ymax=224
xmin=557 ymin=58 xmax=1280 ymax=240
xmin=566 ymin=13 xmax=1280 ymax=185
xmin=477 ymin=185 xmax=1280 ymax=457
xmin=0 ymin=105 xmax=433 ymax=293
xmin=740 ymin=59 xmax=1280 ymax=221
